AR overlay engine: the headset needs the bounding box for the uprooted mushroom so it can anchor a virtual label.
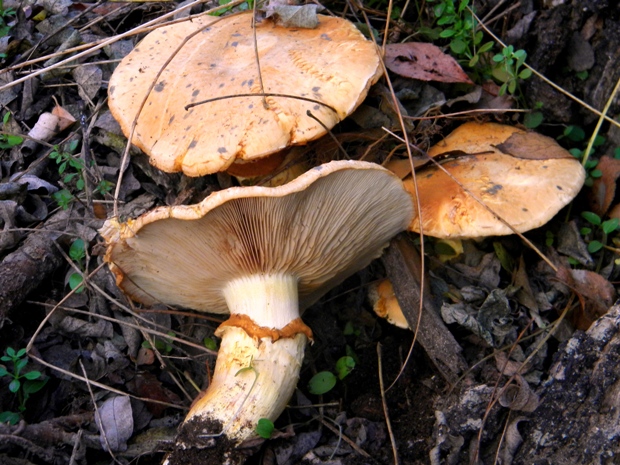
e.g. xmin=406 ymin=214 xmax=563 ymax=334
xmin=108 ymin=12 xmax=382 ymax=178
xmin=100 ymin=160 xmax=413 ymax=461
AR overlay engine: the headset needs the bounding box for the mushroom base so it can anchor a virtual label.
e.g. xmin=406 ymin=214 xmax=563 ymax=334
xmin=181 ymin=325 xmax=307 ymax=443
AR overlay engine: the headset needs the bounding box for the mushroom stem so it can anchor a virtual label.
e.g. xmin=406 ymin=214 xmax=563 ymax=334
xmin=179 ymin=273 xmax=308 ymax=443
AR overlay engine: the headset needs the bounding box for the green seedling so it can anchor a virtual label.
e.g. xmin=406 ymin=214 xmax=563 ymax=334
xmin=68 ymin=238 xmax=87 ymax=293
xmin=255 ymin=418 xmax=275 ymax=439
xmin=524 ymin=101 xmax=544 ymax=129
xmin=50 ymin=141 xmax=114 ymax=209
xmin=307 ymin=356 xmax=356 ymax=395
xmin=1 ymin=112 xmax=23 ymax=149
xmin=141 ymin=332 xmax=176 ymax=354
xmin=0 ymin=348 xmax=47 ymax=425
xmin=491 ymin=45 xmax=532 ymax=95
xmin=561 ymin=125 xmax=606 ymax=187
xmin=0 ymin=0 xmax=16 ymax=39
xmin=580 ymin=211 xmax=619 ymax=254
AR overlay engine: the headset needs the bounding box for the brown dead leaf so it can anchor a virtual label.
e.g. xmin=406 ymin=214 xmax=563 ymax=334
xmin=556 ymin=266 xmax=616 ymax=329
xmin=588 ymin=156 xmax=620 ymax=216
xmin=498 ymin=375 xmax=540 ymax=412
xmin=495 ymin=131 xmax=575 ymax=160
xmin=384 ymin=42 xmax=473 ymax=84
xmin=134 ymin=371 xmax=181 ymax=417
xmin=95 ymin=395 xmax=134 ymax=452
xmin=264 ymin=4 xmax=322 ymax=28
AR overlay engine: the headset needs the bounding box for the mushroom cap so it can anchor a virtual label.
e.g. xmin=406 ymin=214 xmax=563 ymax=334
xmin=108 ymin=13 xmax=382 ymax=176
xmin=404 ymin=122 xmax=586 ymax=238
xmin=101 ymin=160 xmax=413 ymax=313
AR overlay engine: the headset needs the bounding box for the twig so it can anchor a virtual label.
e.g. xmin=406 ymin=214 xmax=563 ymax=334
xmin=377 ymin=343 xmax=399 ymax=465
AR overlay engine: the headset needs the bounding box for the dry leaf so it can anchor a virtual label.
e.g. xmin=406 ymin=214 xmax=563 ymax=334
xmin=264 ymin=4 xmax=322 ymax=28
xmin=72 ymin=64 xmax=102 ymax=102
xmin=384 ymin=42 xmax=473 ymax=84
xmin=498 ymin=375 xmax=540 ymax=412
xmin=495 ymin=131 xmax=576 ymax=160
xmin=588 ymin=156 xmax=620 ymax=216
xmin=96 ymin=395 xmax=134 ymax=452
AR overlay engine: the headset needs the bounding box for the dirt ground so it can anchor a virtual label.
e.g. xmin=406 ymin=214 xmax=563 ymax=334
xmin=1 ymin=1 xmax=620 ymax=464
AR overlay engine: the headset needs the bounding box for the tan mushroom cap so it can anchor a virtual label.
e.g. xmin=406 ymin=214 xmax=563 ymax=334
xmin=101 ymin=160 xmax=413 ymax=313
xmin=108 ymin=13 xmax=382 ymax=177
xmin=403 ymin=122 xmax=586 ymax=238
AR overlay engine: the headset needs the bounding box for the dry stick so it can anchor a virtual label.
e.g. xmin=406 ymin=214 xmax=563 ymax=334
xmin=358 ymin=2 xmax=427 ymax=391
xmin=472 ymin=8 xmax=620 ymax=130
xmin=306 ymin=110 xmax=349 ymax=158
xmin=581 ymin=76 xmax=620 ymax=167
xmin=377 ymin=343 xmax=400 ymax=465
xmin=112 ymin=5 xmax=246 ymax=217
xmin=185 ymin=93 xmax=337 ymax=113
xmin=404 ymin=108 xmax=528 ymax=120
xmin=251 ymin=0 xmax=268 ymax=109
xmin=381 ymin=127 xmax=559 ymax=273
xmin=0 ymin=0 xmax=211 ymax=90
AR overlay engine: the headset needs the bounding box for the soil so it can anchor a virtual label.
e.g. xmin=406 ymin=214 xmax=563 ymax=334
xmin=1 ymin=1 xmax=620 ymax=465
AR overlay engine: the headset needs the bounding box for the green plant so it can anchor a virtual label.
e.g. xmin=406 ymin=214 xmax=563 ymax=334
xmin=255 ymin=418 xmax=275 ymax=439
xmin=0 ymin=112 xmax=23 ymax=149
xmin=141 ymin=331 xmax=176 ymax=354
xmin=561 ymin=125 xmax=605 ymax=187
xmin=68 ymin=238 xmax=87 ymax=293
xmin=50 ymin=141 xmax=114 ymax=209
xmin=0 ymin=0 xmax=16 ymax=39
xmin=491 ymin=45 xmax=532 ymax=95
xmin=307 ymin=355 xmax=356 ymax=395
xmin=427 ymin=0 xmax=494 ymax=69
xmin=0 ymin=348 xmax=47 ymax=425
xmin=580 ymin=211 xmax=619 ymax=254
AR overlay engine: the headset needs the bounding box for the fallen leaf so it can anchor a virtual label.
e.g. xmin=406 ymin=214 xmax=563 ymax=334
xmin=384 ymin=42 xmax=473 ymax=84
xmin=495 ymin=131 xmax=576 ymax=160
xmin=588 ymin=156 xmax=620 ymax=216
xmin=133 ymin=371 xmax=181 ymax=417
xmin=72 ymin=64 xmax=102 ymax=102
xmin=498 ymin=375 xmax=540 ymax=412
xmin=265 ymin=4 xmax=322 ymax=28
xmin=96 ymin=395 xmax=134 ymax=452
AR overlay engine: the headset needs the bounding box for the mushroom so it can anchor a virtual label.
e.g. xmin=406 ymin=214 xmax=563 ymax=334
xmin=108 ymin=13 xmax=382 ymax=177
xmin=100 ymin=160 xmax=413 ymax=454
xmin=396 ymin=122 xmax=586 ymax=239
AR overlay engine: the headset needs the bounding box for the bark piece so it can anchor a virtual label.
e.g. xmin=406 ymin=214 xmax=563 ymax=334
xmin=382 ymin=234 xmax=468 ymax=385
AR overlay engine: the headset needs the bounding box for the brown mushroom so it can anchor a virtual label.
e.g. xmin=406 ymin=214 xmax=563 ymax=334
xmin=108 ymin=13 xmax=382 ymax=177
xmin=398 ymin=122 xmax=586 ymax=238
xmin=100 ymin=160 xmax=413 ymax=457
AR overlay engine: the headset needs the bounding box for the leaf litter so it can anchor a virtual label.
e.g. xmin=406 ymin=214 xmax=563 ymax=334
xmin=1 ymin=1 xmax=620 ymax=464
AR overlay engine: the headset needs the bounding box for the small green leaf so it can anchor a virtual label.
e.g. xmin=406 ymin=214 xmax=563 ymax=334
xmin=255 ymin=418 xmax=275 ymax=439
xmin=478 ymin=41 xmax=494 ymax=53
xmin=0 ymin=411 xmax=20 ymax=425
xmin=23 ymin=370 xmax=42 ymax=380
xmin=580 ymin=227 xmax=592 ymax=235
xmin=16 ymin=348 xmax=26 ymax=358
xmin=6 ymin=347 xmax=16 ymax=357
xmin=0 ymin=367 xmax=8 ymax=377
xmin=602 ymin=218 xmax=619 ymax=235
xmin=335 ymin=356 xmax=355 ymax=380
xmin=590 ymin=169 xmax=603 ymax=178
xmin=587 ymin=240 xmax=604 ymax=253
xmin=518 ymin=68 xmax=532 ymax=79
xmin=439 ymin=28 xmax=456 ymax=38
xmin=69 ymin=239 xmax=86 ymax=262
xmin=9 ymin=379 xmax=20 ymax=393
xmin=564 ymin=125 xmax=586 ymax=142
xmin=581 ymin=211 xmax=601 ymax=226
xmin=69 ymin=273 xmax=85 ymax=293
xmin=308 ymin=371 xmax=337 ymax=395
xmin=203 ymin=337 xmax=217 ymax=351
xmin=22 ymin=378 xmax=48 ymax=395
xmin=15 ymin=358 xmax=27 ymax=373
xmin=450 ymin=38 xmax=467 ymax=54
xmin=523 ymin=111 xmax=543 ymax=129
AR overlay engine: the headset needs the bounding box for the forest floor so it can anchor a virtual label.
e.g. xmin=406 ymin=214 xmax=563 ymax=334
xmin=1 ymin=1 xmax=620 ymax=464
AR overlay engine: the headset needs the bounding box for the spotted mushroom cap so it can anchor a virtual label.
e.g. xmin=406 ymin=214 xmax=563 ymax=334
xmin=108 ymin=13 xmax=382 ymax=176
xmin=403 ymin=122 xmax=586 ymax=238
xmin=101 ymin=160 xmax=413 ymax=313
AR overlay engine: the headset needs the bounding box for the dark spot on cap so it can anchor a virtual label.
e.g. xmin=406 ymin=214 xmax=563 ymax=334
xmin=485 ymin=184 xmax=503 ymax=195
xmin=154 ymin=81 xmax=166 ymax=92
xmin=109 ymin=85 xmax=115 ymax=94
xmin=169 ymin=115 xmax=175 ymax=124
xmin=557 ymin=185 xmax=563 ymax=190
xmin=522 ymin=208 xmax=529 ymax=212
xmin=219 ymin=83 xmax=225 ymax=88
xmin=321 ymin=33 xmax=332 ymax=41
xmin=189 ymin=140 xmax=198 ymax=149
xmin=192 ymin=89 xmax=200 ymax=97
xmin=210 ymin=63 xmax=216 ymax=68
xmin=231 ymin=41 xmax=239 ymax=47
xmin=248 ymin=79 xmax=254 ymax=87
xmin=313 ymin=105 xmax=320 ymax=110
xmin=218 ymin=147 xmax=228 ymax=153
xmin=312 ymin=86 xmax=320 ymax=92
xmin=248 ymin=104 xmax=254 ymax=109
